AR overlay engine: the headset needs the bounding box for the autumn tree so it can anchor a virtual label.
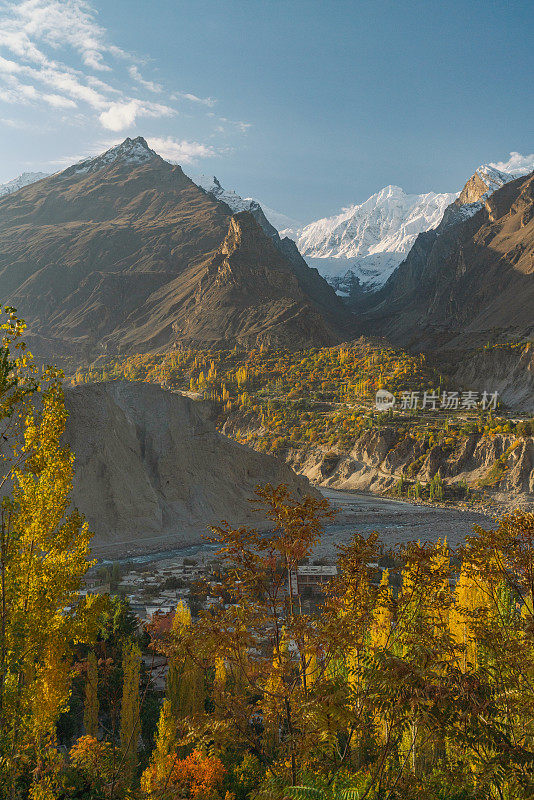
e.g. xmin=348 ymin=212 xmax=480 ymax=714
xmin=120 ymin=639 xmax=142 ymax=789
xmin=166 ymin=601 xmax=205 ymax=720
xmin=84 ymin=650 xmax=99 ymax=738
xmin=447 ymin=511 xmax=534 ymax=798
xmin=0 ymin=308 xmax=99 ymax=798
xmin=152 ymin=485 xmax=353 ymax=786
xmin=141 ymin=748 xmax=226 ymax=800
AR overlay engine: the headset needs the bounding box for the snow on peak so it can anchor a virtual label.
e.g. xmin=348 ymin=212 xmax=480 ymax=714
xmin=456 ymin=157 xmax=534 ymax=221
xmin=473 ymin=159 xmax=534 ymax=195
xmin=289 ymin=185 xmax=458 ymax=293
xmin=299 ymin=155 xmax=534 ymax=296
xmin=68 ymin=137 xmax=157 ymax=176
xmin=294 ymin=185 xmax=457 ymax=261
xmin=0 ymin=171 xmax=49 ymax=197
xmin=476 ymin=164 xmax=515 ymax=193
xmin=487 ymin=151 xmax=534 ymax=177
xmin=192 ymin=173 xmax=257 ymax=213
xmin=187 ymin=173 xmax=303 ymax=233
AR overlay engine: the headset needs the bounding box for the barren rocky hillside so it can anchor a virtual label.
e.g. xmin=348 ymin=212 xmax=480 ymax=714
xmin=63 ymin=381 xmax=316 ymax=556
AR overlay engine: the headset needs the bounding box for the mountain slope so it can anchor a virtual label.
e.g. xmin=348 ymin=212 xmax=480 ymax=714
xmin=0 ymin=137 xmax=350 ymax=361
xmin=360 ymin=170 xmax=534 ymax=350
xmin=64 ymin=381 xmax=316 ymax=555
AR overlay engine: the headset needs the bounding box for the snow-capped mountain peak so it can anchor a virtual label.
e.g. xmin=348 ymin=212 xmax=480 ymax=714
xmin=290 ymin=184 xmax=458 ymax=295
xmin=454 ymin=157 xmax=534 ymax=221
xmin=188 ymin=173 xmax=303 ymax=234
xmin=294 ymin=185 xmax=457 ymax=260
xmin=0 ymin=171 xmax=49 ymax=197
xmin=193 ymin=174 xmax=260 ymax=213
xmin=476 ymin=164 xmax=514 ymax=192
xmin=0 ymin=138 xmax=157 ymax=198
xmin=66 ymin=137 xmax=157 ymax=176
xmin=289 ymin=154 xmax=534 ymax=297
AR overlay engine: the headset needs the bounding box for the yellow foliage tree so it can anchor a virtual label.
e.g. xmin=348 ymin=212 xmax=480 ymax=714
xmin=84 ymin=650 xmax=99 ymax=737
xmin=142 ymin=697 xmax=179 ymax=790
xmin=0 ymin=308 xmax=99 ymax=797
xmin=166 ymin=601 xmax=205 ymax=719
xmin=120 ymin=639 xmax=142 ymax=788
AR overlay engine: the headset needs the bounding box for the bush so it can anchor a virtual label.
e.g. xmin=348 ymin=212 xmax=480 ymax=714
xmin=516 ymin=419 xmax=534 ymax=437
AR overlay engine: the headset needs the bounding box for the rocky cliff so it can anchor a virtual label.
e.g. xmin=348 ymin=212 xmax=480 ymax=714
xmin=221 ymin=413 xmax=534 ymax=508
xmin=287 ymin=429 xmax=534 ymax=504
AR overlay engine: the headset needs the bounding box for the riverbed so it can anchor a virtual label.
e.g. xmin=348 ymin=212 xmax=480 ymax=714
xmin=97 ymin=488 xmax=494 ymax=566
xmin=314 ymin=488 xmax=493 ymax=557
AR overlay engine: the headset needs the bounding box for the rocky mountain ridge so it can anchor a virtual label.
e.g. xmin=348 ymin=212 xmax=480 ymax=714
xmin=4 ymin=149 xmax=532 ymax=304
xmin=358 ymin=170 xmax=534 ymax=351
xmin=190 ymin=173 xmax=303 ymax=233
xmin=0 ymin=137 xmax=350 ymax=362
xmin=189 ymin=156 xmax=534 ymax=299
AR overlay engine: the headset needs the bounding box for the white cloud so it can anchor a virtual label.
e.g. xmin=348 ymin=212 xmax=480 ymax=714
xmin=99 ymin=100 xmax=140 ymax=131
xmin=208 ymin=113 xmax=251 ymax=134
xmin=99 ymin=99 xmax=174 ymax=131
xmin=0 ymin=115 xmax=37 ymax=129
xmin=489 ymin=151 xmax=534 ymax=176
xmin=172 ymin=91 xmax=216 ymax=107
xmin=43 ymin=92 xmax=77 ymax=108
xmin=0 ymin=0 xmax=247 ymax=161
xmin=1 ymin=0 xmax=121 ymax=72
xmin=0 ymin=0 xmax=169 ymax=122
xmin=129 ymin=65 xmax=161 ymax=93
xmin=147 ymin=136 xmax=217 ymax=165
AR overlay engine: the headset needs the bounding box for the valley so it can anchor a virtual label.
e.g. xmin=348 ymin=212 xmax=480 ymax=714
xmin=0 ymin=134 xmax=529 ymax=559
xmin=70 ymin=339 xmax=534 ymax=532
xmin=1 ymin=3 xmax=533 ymax=797
xmin=84 ymin=488 xmax=493 ymax=627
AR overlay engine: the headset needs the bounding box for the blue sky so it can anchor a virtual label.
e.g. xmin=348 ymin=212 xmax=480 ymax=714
xmin=0 ymin=0 xmax=532 ymax=221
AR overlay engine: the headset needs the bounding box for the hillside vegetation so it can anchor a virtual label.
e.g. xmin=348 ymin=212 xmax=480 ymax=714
xmin=72 ymin=340 xmax=442 ymax=450
xmin=71 ymin=341 xmax=534 ymax=503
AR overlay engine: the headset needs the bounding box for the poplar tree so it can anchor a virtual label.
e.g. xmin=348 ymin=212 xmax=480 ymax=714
xmin=84 ymin=650 xmax=99 ymax=738
xmin=369 ymin=568 xmax=393 ymax=650
xmin=166 ymin=601 xmax=205 ymax=719
xmin=141 ymin=697 xmax=179 ymax=790
xmin=0 ymin=309 xmax=98 ymax=797
xmin=120 ymin=639 xmax=142 ymax=788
